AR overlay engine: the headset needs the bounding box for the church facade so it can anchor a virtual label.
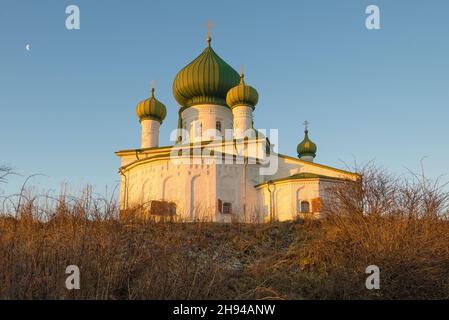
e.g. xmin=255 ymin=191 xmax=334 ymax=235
xmin=116 ymin=34 xmax=358 ymax=223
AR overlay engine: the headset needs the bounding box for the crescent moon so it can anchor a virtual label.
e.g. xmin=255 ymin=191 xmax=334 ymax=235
xmin=26 ymin=44 xmax=31 ymax=51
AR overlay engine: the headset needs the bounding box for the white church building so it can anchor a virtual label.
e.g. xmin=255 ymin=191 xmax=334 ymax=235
xmin=116 ymin=34 xmax=358 ymax=222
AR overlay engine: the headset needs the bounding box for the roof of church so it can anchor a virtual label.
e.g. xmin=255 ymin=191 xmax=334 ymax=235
xmin=115 ymin=143 xmax=359 ymax=183
xmin=276 ymin=153 xmax=358 ymax=177
xmin=172 ymin=37 xmax=240 ymax=108
xmin=254 ymin=172 xmax=351 ymax=188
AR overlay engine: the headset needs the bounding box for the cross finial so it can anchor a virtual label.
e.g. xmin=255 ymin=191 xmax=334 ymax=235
xmin=303 ymin=120 xmax=309 ymax=132
xmin=150 ymin=80 xmax=155 ymax=96
xmin=207 ymin=20 xmax=213 ymax=46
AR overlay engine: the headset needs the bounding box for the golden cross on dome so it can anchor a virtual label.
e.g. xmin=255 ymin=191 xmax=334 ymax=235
xmin=207 ymin=20 xmax=213 ymax=45
xmin=239 ymin=65 xmax=245 ymax=83
xmin=303 ymin=120 xmax=309 ymax=131
xmin=150 ymin=80 xmax=155 ymax=96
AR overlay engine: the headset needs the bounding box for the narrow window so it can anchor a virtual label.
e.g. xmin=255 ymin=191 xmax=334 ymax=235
xmin=216 ymin=121 xmax=222 ymax=134
xmin=300 ymin=201 xmax=310 ymax=213
xmin=190 ymin=121 xmax=202 ymax=140
xmin=190 ymin=122 xmax=194 ymax=139
xmin=195 ymin=121 xmax=202 ymax=138
xmin=223 ymin=202 xmax=232 ymax=214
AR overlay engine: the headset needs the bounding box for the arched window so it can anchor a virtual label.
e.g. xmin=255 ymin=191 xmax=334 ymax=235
xmin=195 ymin=121 xmax=202 ymax=138
xmin=191 ymin=121 xmax=202 ymax=140
xmin=179 ymin=120 xmax=186 ymax=142
xmin=216 ymin=121 xmax=222 ymax=134
xmin=300 ymin=201 xmax=310 ymax=213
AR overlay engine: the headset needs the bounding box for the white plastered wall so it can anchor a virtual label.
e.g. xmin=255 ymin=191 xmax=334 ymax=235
xmin=257 ymin=180 xmax=321 ymax=222
xmin=215 ymin=162 xmax=263 ymax=223
xmin=232 ymin=105 xmax=253 ymax=138
xmin=120 ymin=157 xmax=217 ymax=221
xmin=181 ymin=104 xmax=233 ymax=142
xmin=140 ymin=119 xmax=160 ymax=148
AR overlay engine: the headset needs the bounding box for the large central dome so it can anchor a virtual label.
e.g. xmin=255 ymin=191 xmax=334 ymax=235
xmin=173 ymin=39 xmax=240 ymax=108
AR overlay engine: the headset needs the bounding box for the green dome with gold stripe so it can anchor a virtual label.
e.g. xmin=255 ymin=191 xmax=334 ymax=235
xmin=226 ymin=74 xmax=259 ymax=109
xmin=297 ymin=129 xmax=317 ymax=158
xmin=173 ymin=39 xmax=240 ymax=108
xmin=136 ymin=88 xmax=167 ymax=123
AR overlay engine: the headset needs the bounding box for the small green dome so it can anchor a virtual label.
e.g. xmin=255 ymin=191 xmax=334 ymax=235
xmin=173 ymin=39 xmax=240 ymax=108
xmin=136 ymin=88 xmax=167 ymax=123
xmin=297 ymin=129 xmax=317 ymax=158
xmin=226 ymin=74 xmax=259 ymax=109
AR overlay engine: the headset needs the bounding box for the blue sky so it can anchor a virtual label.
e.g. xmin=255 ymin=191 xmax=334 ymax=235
xmin=1 ymin=0 xmax=448 ymax=195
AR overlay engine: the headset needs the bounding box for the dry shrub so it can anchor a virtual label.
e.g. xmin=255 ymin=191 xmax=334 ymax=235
xmin=0 ymin=187 xmax=296 ymax=299
xmin=0 ymin=163 xmax=448 ymax=299
xmin=295 ymin=164 xmax=449 ymax=299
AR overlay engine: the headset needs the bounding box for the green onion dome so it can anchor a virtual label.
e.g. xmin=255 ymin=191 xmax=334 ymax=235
xmin=136 ymin=87 xmax=167 ymax=123
xmin=297 ymin=129 xmax=317 ymax=158
xmin=226 ymin=74 xmax=259 ymax=109
xmin=173 ymin=38 xmax=240 ymax=108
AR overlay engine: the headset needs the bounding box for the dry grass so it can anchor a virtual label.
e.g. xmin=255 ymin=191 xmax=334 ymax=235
xmin=0 ymin=164 xmax=448 ymax=299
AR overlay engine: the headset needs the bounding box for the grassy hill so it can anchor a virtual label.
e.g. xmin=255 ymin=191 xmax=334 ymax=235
xmin=1 ymin=215 xmax=448 ymax=299
xmin=1 ymin=164 xmax=448 ymax=299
